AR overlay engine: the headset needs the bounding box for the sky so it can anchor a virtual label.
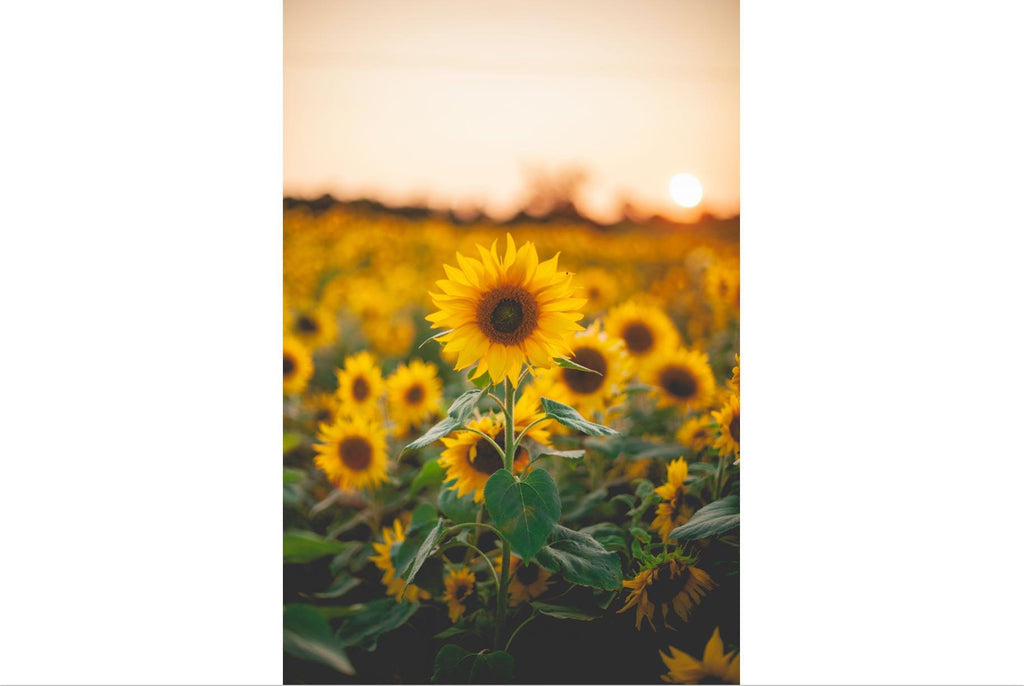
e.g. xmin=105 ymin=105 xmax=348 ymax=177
xmin=284 ymin=0 xmax=739 ymax=222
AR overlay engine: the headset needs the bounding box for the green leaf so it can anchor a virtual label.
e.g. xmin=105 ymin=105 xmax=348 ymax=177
xmin=469 ymin=371 xmax=493 ymax=389
xmin=553 ymin=356 xmax=602 ymax=375
xmin=410 ymin=458 xmax=446 ymax=495
xmin=405 ymin=389 xmax=485 ymax=451
xmin=283 ymin=467 xmax=305 ymax=486
xmin=335 ymin=598 xmax=419 ymax=651
xmin=431 ymin=645 xmax=515 ymax=684
xmin=580 ymin=522 xmax=627 ymax=554
xmin=439 ymin=481 xmax=481 ymax=524
xmin=484 ymin=468 xmax=561 ymax=564
xmin=534 ymin=525 xmax=623 ymax=590
xmin=400 ymin=519 xmax=446 ymax=591
xmin=309 ymin=575 xmax=361 ymax=600
xmin=629 ymin=527 xmax=652 ymax=544
xmin=534 ymin=447 xmax=585 ymax=462
xmin=283 ymin=432 xmax=303 ymax=454
xmin=284 ymin=531 xmax=346 ymax=564
xmin=540 ymin=397 xmax=618 ymax=436
xmin=669 ymin=495 xmax=740 ymax=540
xmin=419 ymin=328 xmax=454 ymax=350
xmin=530 ymin=601 xmax=601 ymax=621
xmin=283 ymin=604 xmax=355 ymax=676
xmin=392 ymin=507 xmax=440 ymax=579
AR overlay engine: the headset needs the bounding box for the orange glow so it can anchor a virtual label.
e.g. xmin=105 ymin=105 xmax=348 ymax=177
xmin=284 ymin=0 xmax=738 ymax=222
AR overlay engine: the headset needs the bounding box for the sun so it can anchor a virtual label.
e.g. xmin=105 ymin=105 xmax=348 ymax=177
xmin=669 ymin=173 xmax=703 ymax=208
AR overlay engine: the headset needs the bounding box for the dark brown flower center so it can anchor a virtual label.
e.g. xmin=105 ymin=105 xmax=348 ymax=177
xmin=283 ymin=354 xmax=296 ymax=377
xmin=588 ymin=286 xmax=601 ymax=299
xmin=647 ymin=564 xmax=689 ymax=604
xmin=352 ymin=376 xmax=370 ymax=401
xmin=296 ymin=315 xmax=319 ymax=334
xmin=339 ymin=436 xmax=372 ymax=471
xmin=515 ymin=563 xmax=540 ymax=585
xmin=622 ymin=322 xmax=654 ymax=354
xmin=469 ymin=438 xmax=505 ymax=475
xmin=561 ymin=346 xmax=607 ymax=395
xmin=453 ymin=581 xmax=472 ymax=601
xmin=729 ymin=412 xmax=740 ymax=443
xmin=477 ymin=285 xmax=539 ymax=344
xmin=405 ymin=383 xmax=425 ymax=405
xmin=659 ymin=365 xmax=698 ymax=400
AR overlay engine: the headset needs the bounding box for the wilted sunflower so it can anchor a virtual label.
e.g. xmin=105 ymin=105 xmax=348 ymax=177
xmin=442 ymin=567 xmax=476 ymax=622
xmin=426 ymin=233 xmax=586 ymax=386
xmin=369 ymin=519 xmax=431 ymax=602
xmin=313 ymin=417 xmax=388 ymax=491
xmin=711 ymin=394 xmax=739 ymax=459
xmin=438 ymin=416 xmax=532 ymax=503
xmin=619 ymin=556 xmax=715 ymax=630
xmin=386 ymin=359 xmax=443 ymax=432
xmin=335 ymin=351 xmax=384 ymax=418
xmin=645 ymin=348 xmax=716 ymax=412
xmin=533 ymin=323 xmax=631 ymax=417
xmin=283 ymin=336 xmax=314 ymax=395
xmin=660 ymin=627 xmax=739 ymax=684
xmin=605 ymin=301 xmax=679 ymax=370
xmin=651 ymin=458 xmax=700 ymax=542
xmin=676 ymin=414 xmax=715 ymax=454
xmin=287 ymin=303 xmax=338 ymax=350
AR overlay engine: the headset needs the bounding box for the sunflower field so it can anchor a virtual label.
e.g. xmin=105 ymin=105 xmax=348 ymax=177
xmin=283 ymin=205 xmax=740 ymax=684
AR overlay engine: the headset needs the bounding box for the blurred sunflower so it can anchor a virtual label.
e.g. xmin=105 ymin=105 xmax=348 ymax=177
xmin=386 ymin=359 xmax=443 ymax=432
xmin=533 ymin=323 xmax=630 ymax=417
xmin=427 ymin=233 xmax=586 ymax=386
xmin=676 ymin=414 xmax=715 ymax=454
xmin=605 ymin=301 xmax=679 ymax=370
xmin=335 ymin=351 xmax=384 ymax=418
xmin=575 ymin=267 xmax=617 ymax=316
xmin=313 ymin=417 xmax=388 ymax=491
xmin=645 ymin=348 xmax=716 ymax=412
xmin=283 ymin=336 xmax=313 ymax=395
xmin=711 ymin=394 xmax=740 ymax=459
xmin=660 ymin=627 xmax=739 ymax=684
xmin=369 ymin=519 xmax=431 ymax=602
xmin=503 ymin=556 xmax=554 ymax=606
xmin=619 ymin=555 xmax=715 ymax=630
xmin=304 ymin=391 xmax=340 ymax=427
xmin=438 ymin=416 xmax=531 ymax=503
xmin=442 ymin=567 xmax=475 ymax=622
xmin=651 ymin=458 xmax=698 ymax=542
xmin=728 ymin=353 xmax=740 ymax=394
xmin=287 ymin=303 xmax=338 ymax=350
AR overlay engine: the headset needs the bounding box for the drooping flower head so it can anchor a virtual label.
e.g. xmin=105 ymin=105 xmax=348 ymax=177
xmin=660 ymin=627 xmax=739 ymax=684
xmin=619 ymin=554 xmax=715 ymax=630
xmin=427 ymin=234 xmax=586 ymax=386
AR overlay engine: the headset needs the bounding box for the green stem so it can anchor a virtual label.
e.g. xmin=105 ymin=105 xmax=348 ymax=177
xmin=513 ymin=415 xmax=550 ymax=451
xmin=494 ymin=377 xmax=516 ymax=650
xmin=504 ymin=611 xmax=537 ymax=652
xmin=464 ymin=427 xmax=504 ymax=458
xmin=437 ymin=541 xmax=500 ymax=587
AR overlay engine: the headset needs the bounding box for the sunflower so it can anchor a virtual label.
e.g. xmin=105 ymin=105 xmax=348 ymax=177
xmin=313 ymin=417 xmax=388 ymax=491
xmin=619 ymin=556 xmax=715 ymax=630
xmin=660 ymin=628 xmax=739 ymax=684
xmin=676 ymin=414 xmax=715 ymax=454
xmin=369 ymin=519 xmax=431 ymax=602
xmin=283 ymin=335 xmax=314 ymax=395
xmin=651 ymin=458 xmax=699 ymax=542
xmin=575 ymin=267 xmax=618 ymax=316
xmin=442 ymin=567 xmax=476 ymax=622
xmin=334 ymin=351 xmax=384 ymax=418
xmin=304 ymin=391 xmax=340 ymax=427
xmin=386 ymin=359 xmax=443 ymax=432
xmin=500 ymin=555 xmax=554 ymax=606
xmin=426 ymin=233 xmax=586 ymax=386
xmin=438 ymin=416 xmax=532 ymax=503
xmin=605 ymin=301 xmax=679 ymax=371
xmin=728 ymin=354 xmax=739 ymax=394
xmin=711 ymin=394 xmax=739 ymax=459
xmin=533 ymin=323 xmax=631 ymax=417
xmin=645 ymin=348 xmax=716 ymax=412
xmin=287 ymin=303 xmax=339 ymax=350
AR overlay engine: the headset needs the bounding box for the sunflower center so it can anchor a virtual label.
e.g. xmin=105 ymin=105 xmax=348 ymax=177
xmin=660 ymin=365 xmax=698 ymax=400
xmin=296 ymin=315 xmax=319 ymax=334
xmin=515 ymin=563 xmax=540 ymax=585
xmin=454 ymin=581 xmax=472 ymax=600
xmin=470 ymin=438 xmax=505 ymax=475
xmin=477 ymin=285 xmax=539 ymax=344
xmin=729 ymin=412 xmax=740 ymax=443
xmin=561 ymin=346 xmax=607 ymax=395
xmin=622 ymin=322 xmax=654 ymax=354
xmin=405 ymin=383 xmax=425 ymax=405
xmin=647 ymin=565 xmax=688 ymax=604
xmin=352 ymin=376 xmax=370 ymax=401
xmin=339 ymin=436 xmax=372 ymax=471
xmin=283 ymin=354 xmax=296 ymax=377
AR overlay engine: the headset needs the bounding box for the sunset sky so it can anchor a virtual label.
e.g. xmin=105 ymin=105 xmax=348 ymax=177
xmin=284 ymin=0 xmax=738 ymax=222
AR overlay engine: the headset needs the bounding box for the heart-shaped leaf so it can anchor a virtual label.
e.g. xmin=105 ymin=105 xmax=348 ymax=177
xmin=534 ymin=525 xmax=622 ymax=590
xmin=484 ymin=468 xmax=560 ymax=563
